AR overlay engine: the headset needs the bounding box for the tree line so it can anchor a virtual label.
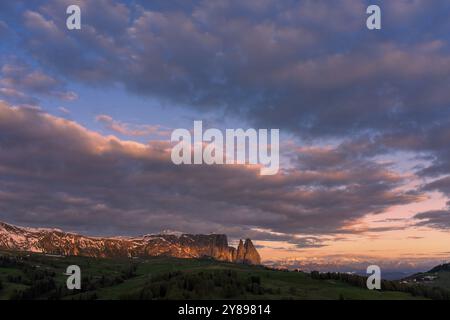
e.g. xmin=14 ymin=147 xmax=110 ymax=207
xmin=310 ymin=271 xmax=450 ymax=300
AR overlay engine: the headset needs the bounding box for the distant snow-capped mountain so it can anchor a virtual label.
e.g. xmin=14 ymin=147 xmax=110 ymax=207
xmin=0 ymin=221 xmax=261 ymax=264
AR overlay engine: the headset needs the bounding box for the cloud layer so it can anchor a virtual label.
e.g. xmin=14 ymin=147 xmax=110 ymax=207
xmin=1 ymin=0 xmax=450 ymax=245
xmin=0 ymin=101 xmax=420 ymax=240
xmin=9 ymin=0 xmax=450 ymax=138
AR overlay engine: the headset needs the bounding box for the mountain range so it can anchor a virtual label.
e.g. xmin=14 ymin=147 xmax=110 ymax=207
xmin=0 ymin=221 xmax=261 ymax=264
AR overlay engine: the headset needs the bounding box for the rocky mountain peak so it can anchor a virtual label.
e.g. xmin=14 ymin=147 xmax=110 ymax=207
xmin=0 ymin=221 xmax=261 ymax=265
xmin=235 ymin=238 xmax=261 ymax=265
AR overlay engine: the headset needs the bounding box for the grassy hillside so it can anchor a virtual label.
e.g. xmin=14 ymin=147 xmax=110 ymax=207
xmin=404 ymin=263 xmax=450 ymax=292
xmin=0 ymin=250 xmax=425 ymax=300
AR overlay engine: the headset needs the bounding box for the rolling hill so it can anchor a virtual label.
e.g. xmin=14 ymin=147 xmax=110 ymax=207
xmin=403 ymin=263 xmax=450 ymax=292
xmin=0 ymin=249 xmax=428 ymax=300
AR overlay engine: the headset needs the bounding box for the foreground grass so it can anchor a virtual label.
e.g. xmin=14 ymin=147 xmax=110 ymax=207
xmin=0 ymin=250 xmax=424 ymax=300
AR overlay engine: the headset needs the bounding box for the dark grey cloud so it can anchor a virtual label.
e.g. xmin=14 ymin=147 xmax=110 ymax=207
xmin=423 ymin=177 xmax=450 ymax=195
xmin=225 ymin=227 xmax=330 ymax=248
xmin=8 ymin=1 xmax=450 ymax=178
xmin=0 ymin=102 xmax=420 ymax=238
xmin=414 ymin=210 xmax=450 ymax=230
xmin=15 ymin=0 xmax=450 ymax=138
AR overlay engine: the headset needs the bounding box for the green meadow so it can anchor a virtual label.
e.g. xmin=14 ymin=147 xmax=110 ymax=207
xmin=0 ymin=250 xmax=425 ymax=300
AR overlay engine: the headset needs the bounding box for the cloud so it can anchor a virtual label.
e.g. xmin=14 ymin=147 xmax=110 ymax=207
xmin=0 ymin=59 xmax=77 ymax=104
xmin=95 ymin=114 xmax=169 ymax=137
xmin=0 ymin=101 xmax=420 ymax=238
xmin=414 ymin=210 xmax=450 ymax=230
xmin=13 ymin=0 xmax=450 ymax=138
xmin=11 ymin=2 xmax=450 ymax=178
xmin=264 ymin=253 xmax=443 ymax=272
xmin=2 ymin=0 xmax=450 ymax=247
xmin=58 ymin=106 xmax=71 ymax=115
xmin=0 ymin=88 xmax=36 ymax=105
xmin=226 ymin=227 xmax=331 ymax=248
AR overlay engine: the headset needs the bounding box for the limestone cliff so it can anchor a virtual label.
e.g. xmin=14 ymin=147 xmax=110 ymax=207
xmin=236 ymin=238 xmax=261 ymax=265
xmin=0 ymin=221 xmax=261 ymax=265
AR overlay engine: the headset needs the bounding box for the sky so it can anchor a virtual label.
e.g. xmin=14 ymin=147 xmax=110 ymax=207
xmin=1 ymin=0 xmax=450 ymax=271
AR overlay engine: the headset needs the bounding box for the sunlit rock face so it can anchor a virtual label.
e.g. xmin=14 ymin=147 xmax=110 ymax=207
xmin=236 ymin=239 xmax=261 ymax=265
xmin=0 ymin=221 xmax=261 ymax=264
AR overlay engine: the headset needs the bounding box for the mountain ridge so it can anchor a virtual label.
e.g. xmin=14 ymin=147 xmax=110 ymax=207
xmin=0 ymin=221 xmax=261 ymax=264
